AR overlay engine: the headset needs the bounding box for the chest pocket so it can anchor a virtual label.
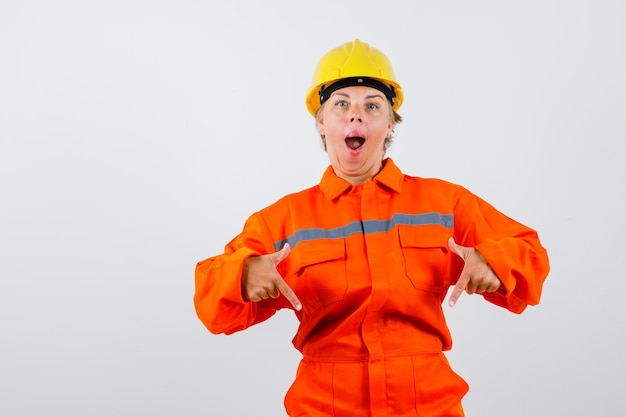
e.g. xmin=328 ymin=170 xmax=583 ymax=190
xmin=291 ymin=238 xmax=347 ymax=311
xmin=399 ymin=225 xmax=451 ymax=292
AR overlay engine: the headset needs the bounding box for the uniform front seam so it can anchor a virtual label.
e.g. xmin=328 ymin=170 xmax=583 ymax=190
xmin=331 ymin=362 xmax=337 ymax=417
xmin=411 ymin=355 xmax=421 ymax=417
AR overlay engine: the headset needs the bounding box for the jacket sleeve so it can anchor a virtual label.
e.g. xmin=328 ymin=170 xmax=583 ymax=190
xmin=453 ymin=187 xmax=550 ymax=314
xmin=194 ymin=212 xmax=283 ymax=335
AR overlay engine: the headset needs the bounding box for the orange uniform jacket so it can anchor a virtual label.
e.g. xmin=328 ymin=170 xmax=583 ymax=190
xmin=194 ymin=158 xmax=550 ymax=417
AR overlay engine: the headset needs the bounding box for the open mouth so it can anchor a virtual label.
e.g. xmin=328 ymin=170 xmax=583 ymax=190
xmin=345 ymin=136 xmax=365 ymax=150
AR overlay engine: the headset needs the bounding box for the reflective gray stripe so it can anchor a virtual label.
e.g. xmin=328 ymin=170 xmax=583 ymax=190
xmin=273 ymin=212 xmax=453 ymax=251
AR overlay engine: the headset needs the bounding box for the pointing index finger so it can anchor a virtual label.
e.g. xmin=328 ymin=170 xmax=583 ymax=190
xmin=275 ymin=276 xmax=302 ymax=311
xmin=448 ymin=273 xmax=470 ymax=307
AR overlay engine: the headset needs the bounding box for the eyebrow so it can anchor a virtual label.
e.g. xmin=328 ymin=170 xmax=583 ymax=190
xmin=331 ymin=91 xmax=385 ymax=100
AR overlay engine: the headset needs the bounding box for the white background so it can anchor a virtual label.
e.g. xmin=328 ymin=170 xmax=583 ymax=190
xmin=1 ymin=1 xmax=624 ymax=416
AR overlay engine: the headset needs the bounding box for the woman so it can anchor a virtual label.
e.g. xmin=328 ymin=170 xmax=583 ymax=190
xmin=194 ymin=39 xmax=550 ymax=417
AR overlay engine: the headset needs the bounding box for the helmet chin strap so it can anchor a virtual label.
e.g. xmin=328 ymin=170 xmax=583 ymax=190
xmin=319 ymin=77 xmax=396 ymax=107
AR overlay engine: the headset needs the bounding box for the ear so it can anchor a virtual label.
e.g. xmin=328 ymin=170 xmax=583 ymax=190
xmin=386 ymin=120 xmax=394 ymax=138
xmin=317 ymin=114 xmax=325 ymax=135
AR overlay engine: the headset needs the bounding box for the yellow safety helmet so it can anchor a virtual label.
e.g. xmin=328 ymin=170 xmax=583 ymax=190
xmin=305 ymin=38 xmax=404 ymax=117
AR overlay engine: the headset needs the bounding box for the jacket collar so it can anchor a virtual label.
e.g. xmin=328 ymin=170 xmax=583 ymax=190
xmin=319 ymin=158 xmax=404 ymax=200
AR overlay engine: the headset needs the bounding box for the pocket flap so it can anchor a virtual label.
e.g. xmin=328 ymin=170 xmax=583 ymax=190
xmin=399 ymin=225 xmax=451 ymax=249
xmin=294 ymin=238 xmax=345 ymax=269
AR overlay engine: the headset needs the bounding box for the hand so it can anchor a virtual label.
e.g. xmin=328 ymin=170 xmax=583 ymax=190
xmin=447 ymin=237 xmax=501 ymax=307
xmin=242 ymin=243 xmax=302 ymax=311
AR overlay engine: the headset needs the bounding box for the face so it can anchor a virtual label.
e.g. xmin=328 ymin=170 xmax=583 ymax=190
xmin=317 ymin=85 xmax=394 ymax=185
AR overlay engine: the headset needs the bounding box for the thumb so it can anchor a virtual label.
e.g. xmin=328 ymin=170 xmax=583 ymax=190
xmin=270 ymin=243 xmax=291 ymax=266
xmin=448 ymin=237 xmax=467 ymax=261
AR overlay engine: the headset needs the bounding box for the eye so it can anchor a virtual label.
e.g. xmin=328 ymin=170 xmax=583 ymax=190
xmin=335 ymin=100 xmax=348 ymax=108
xmin=367 ymin=103 xmax=379 ymax=110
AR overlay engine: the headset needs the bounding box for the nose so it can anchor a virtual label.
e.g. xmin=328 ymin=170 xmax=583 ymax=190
xmin=349 ymin=108 xmax=363 ymax=123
